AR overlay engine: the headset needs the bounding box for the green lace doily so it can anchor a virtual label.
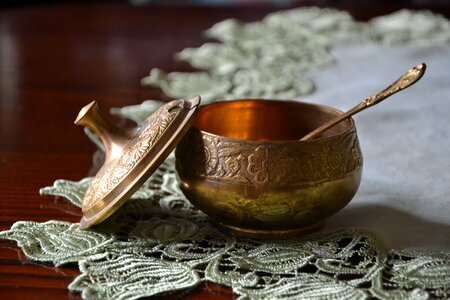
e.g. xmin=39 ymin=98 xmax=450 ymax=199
xmin=133 ymin=8 xmax=450 ymax=123
xmin=1 ymin=156 xmax=449 ymax=299
xmin=1 ymin=7 xmax=450 ymax=300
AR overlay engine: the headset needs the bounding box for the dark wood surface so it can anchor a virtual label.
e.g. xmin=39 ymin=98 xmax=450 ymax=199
xmin=0 ymin=2 xmax=448 ymax=299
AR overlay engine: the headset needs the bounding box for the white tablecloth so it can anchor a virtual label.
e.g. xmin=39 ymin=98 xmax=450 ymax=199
xmin=302 ymin=44 xmax=450 ymax=250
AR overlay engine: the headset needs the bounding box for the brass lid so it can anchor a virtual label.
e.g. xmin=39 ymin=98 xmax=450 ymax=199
xmin=75 ymin=96 xmax=201 ymax=228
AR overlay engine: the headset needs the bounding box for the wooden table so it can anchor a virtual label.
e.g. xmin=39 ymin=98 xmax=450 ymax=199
xmin=0 ymin=2 xmax=448 ymax=299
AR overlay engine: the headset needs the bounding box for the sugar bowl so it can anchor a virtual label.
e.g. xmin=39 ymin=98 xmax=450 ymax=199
xmin=175 ymin=99 xmax=362 ymax=238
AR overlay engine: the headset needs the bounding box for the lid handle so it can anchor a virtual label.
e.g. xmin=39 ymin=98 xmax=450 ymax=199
xmin=75 ymin=101 xmax=133 ymax=162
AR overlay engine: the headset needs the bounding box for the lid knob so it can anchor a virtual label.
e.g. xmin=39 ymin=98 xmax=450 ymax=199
xmin=75 ymin=101 xmax=136 ymax=163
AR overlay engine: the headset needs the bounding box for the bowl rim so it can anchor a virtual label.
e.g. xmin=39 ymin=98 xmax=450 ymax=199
xmin=191 ymin=98 xmax=356 ymax=144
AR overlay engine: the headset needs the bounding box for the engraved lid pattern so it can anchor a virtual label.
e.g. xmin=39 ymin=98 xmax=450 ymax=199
xmin=82 ymin=100 xmax=184 ymax=212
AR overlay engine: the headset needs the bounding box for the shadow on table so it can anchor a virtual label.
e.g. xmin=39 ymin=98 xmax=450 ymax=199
xmin=324 ymin=203 xmax=450 ymax=251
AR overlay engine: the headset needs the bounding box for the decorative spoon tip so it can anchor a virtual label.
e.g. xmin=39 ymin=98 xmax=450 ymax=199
xmin=414 ymin=63 xmax=426 ymax=75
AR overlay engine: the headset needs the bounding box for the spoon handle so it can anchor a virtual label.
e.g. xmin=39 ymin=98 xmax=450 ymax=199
xmin=300 ymin=63 xmax=427 ymax=141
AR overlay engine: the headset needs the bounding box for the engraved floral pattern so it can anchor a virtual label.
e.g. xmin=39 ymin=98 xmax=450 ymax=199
xmin=83 ymin=101 xmax=183 ymax=211
xmin=176 ymin=128 xmax=362 ymax=186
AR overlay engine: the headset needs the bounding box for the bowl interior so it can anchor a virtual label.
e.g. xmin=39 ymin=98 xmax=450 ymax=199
xmin=193 ymin=99 xmax=353 ymax=141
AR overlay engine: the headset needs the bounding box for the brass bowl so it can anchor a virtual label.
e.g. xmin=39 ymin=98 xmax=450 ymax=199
xmin=175 ymin=99 xmax=363 ymax=239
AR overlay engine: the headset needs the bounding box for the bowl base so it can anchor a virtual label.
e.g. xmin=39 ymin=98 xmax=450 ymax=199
xmin=213 ymin=221 xmax=324 ymax=240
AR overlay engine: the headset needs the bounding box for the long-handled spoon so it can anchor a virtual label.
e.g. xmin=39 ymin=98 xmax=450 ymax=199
xmin=300 ymin=63 xmax=427 ymax=141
